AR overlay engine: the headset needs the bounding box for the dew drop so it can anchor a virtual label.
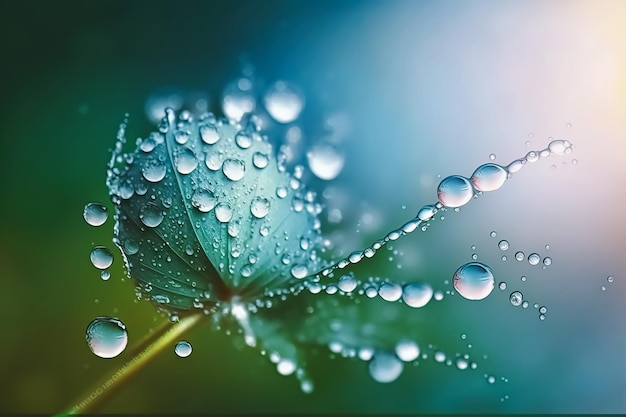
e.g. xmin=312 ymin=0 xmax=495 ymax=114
xmin=250 ymin=197 xmax=270 ymax=219
xmin=90 ymin=246 xmax=114 ymax=270
xmin=379 ymin=282 xmax=402 ymax=302
xmin=307 ymin=143 xmax=345 ymax=180
xmin=607 ymin=276 xmax=614 ymax=283
xmin=235 ymin=132 xmax=252 ymax=149
xmin=395 ymin=339 xmax=420 ymax=362
xmin=368 ymin=351 xmax=403 ymax=383
xmin=264 ymin=81 xmax=304 ymax=124
xmin=434 ymin=351 xmax=446 ymax=363
xmin=456 ymin=358 xmax=469 ymax=370
xmin=548 ymin=139 xmax=570 ymax=156
xmin=191 ymin=189 xmax=217 ymax=213
xmin=142 ymin=158 xmax=166 ymax=183
xmin=498 ymin=240 xmax=509 ymax=251
xmin=453 ymin=262 xmax=495 ymax=301
xmin=215 ymin=203 xmax=233 ymax=223
xmin=509 ymin=291 xmax=523 ymax=307
xmin=100 ymin=270 xmax=111 ymax=281
xmin=277 ymin=358 xmax=297 ymax=376
xmin=489 ymin=153 xmax=496 ymax=160
xmin=83 ymin=202 xmax=108 ymax=226
xmin=528 ymin=253 xmax=541 ymax=266
xmin=253 ymin=152 xmax=270 ymax=169
xmin=437 ymin=175 xmax=474 ymax=208
xmin=515 ymin=251 xmax=525 ymax=261
xmin=199 ymin=124 xmax=220 ymax=144
xmin=85 ymin=317 xmax=128 ymax=358
xmin=490 ymin=231 xmax=497 ymax=238
xmin=543 ymin=257 xmax=552 ymax=266
xmin=174 ymin=340 xmax=192 ymax=357
xmin=175 ymin=148 xmax=198 ymax=175
xmin=222 ymin=79 xmax=256 ymax=121
xmin=276 ymin=186 xmax=288 ymax=199
xmin=290 ymin=264 xmax=308 ymax=279
xmin=499 ymin=282 xmax=507 ymax=290
xmin=470 ymin=163 xmax=508 ymax=192
xmin=338 ymin=275 xmax=357 ymax=293
xmin=223 ymin=158 xmax=246 ymax=181
xmin=401 ymin=283 xmax=433 ymax=308
xmin=140 ymin=202 xmax=164 ymax=228
xmin=417 ymin=204 xmax=436 ymax=221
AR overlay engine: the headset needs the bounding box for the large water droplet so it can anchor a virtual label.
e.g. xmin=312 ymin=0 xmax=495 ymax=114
xmin=509 ymin=291 xmax=523 ymax=306
xmin=453 ymin=262 xmax=495 ymax=301
xmin=90 ymin=246 xmax=114 ymax=270
xmin=235 ymin=132 xmax=252 ymax=149
xmin=85 ymin=317 xmax=128 ymax=358
xmin=191 ymin=189 xmax=217 ymax=213
xmin=175 ymin=148 xmax=198 ymax=175
xmin=437 ymin=175 xmax=474 ymax=208
xmin=199 ymin=124 xmax=220 ymax=145
xmin=215 ymin=203 xmax=233 ymax=223
xmin=470 ymin=163 xmax=508 ymax=192
xmin=140 ymin=202 xmax=164 ymax=228
xmin=416 ymin=204 xmax=436 ymax=221
xmin=291 ymin=264 xmax=308 ymax=279
xmin=222 ymin=79 xmax=256 ymax=121
xmin=264 ymin=81 xmax=304 ymax=124
xmin=174 ymin=340 xmax=192 ymax=358
xmin=369 ymin=351 xmax=403 ymax=383
xmin=307 ymin=143 xmax=345 ymax=180
xmin=252 ymin=152 xmax=270 ymax=169
xmin=528 ymin=253 xmax=541 ymax=266
xmin=378 ymin=282 xmax=402 ymax=302
xmin=395 ymin=339 xmax=420 ymax=362
xmin=83 ymin=202 xmax=108 ymax=226
xmin=402 ymin=283 xmax=433 ymax=308
xmin=223 ymin=159 xmax=246 ymax=181
xmin=338 ymin=275 xmax=357 ymax=293
xmin=142 ymin=158 xmax=166 ymax=183
xmin=250 ymin=197 xmax=270 ymax=219
xmin=276 ymin=358 xmax=297 ymax=376
xmin=498 ymin=240 xmax=509 ymax=251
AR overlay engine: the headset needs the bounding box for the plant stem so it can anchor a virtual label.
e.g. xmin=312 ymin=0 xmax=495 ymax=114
xmin=56 ymin=313 xmax=205 ymax=416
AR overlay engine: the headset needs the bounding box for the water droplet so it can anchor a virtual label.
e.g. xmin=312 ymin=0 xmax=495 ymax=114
xmin=489 ymin=153 xmax=496 ymax=160
xmin=100 ymin=270 xmax=111 ymax=281
xmin=434 ymin=351 xmax=446 ymax=363
xmin=277 ymin=358 xmax=297 ymax=376
xmin=307 ymin=143 xmax=345 ymax=180
xmin=539 ymin=305 xmax=547 ymax=314
xmin=142 ymin=158 xmax=166 ymax=183
xmin=140 ymin=202 xmax=164 ymax=228
xmin=123 ymin=239 xmax=139 ymax=255
xmin=83 ymin=202 xmax=108 ymax=226
xmin=378 ymin=282 xmax=402 ymax=302
xmin=223 ymin=158 xmax=246 ymax=181
xmin=235 ymin=132 xmax=252 ymax=149
xmin=264 ymin=81 xmax=304 ymax=124
xmin=222 ymin=79 xmax=256 ymax=121
xmin=456 ymin=357 xmax=469 ymax=370
xmin=515 ymin=251 xmax=525 ymax=261
xmin=437 ymin=175 xmax=474 ymax=208
xmin=470 ymin=163 xmax=507 ymax=192
xmin=90 ymin=246 xmax=114 ymax=270
xmin=175 ymin=148 xmax=198 ymax=175
xmin=417 ymin=204 xmax=436 ymax=221
xmin=548 ymin=139 xmax=570 ymax=156
xmin=290 ymin=264 xmax=308 ymax=279
xmin=338 ymin=275 xmax=357 ymax=293
xmin=509 ymin=291 xmax=523 ymax=307
xmin=528 ymin=253 xmax=541 ymax=266
xmin=191 ymin=189 xmax=217 ymax=213
xmin=253 ymin=152 xmax=270 ymax=169
xmin=395 ymin=339 xmax=420 ymax=362
xmin=401 ymin=283 xmax=433 ymax=308
xmin=276 ymin=186 xmax=288 ymax=199
xmin=607 ymin=276 xmax=614 ymax=283
xmin=85 ymin=317 xmax=128 ymax=358
xmin=499 ymin=282 xmax=507 ymax=290
xmin=250 ymin=197 xmax=270 ymax=219
xmin=453 ymin=262 xmax=495 ymax=301
xmin=498 ymin=240 xmax=509 ymax=251
xmin=174 ymin=340 xmax=192 ymax=357
xmin=543 ymin=257 xmax=552 ymax=266
xmin=199 ymin=124 xmax=220 ymax=144
xmin=368 ymin=351 xmax=403 ymax=383
xmin=215 ymin=203 xmax=233 ymax=223
xmin=490 ymin=231 xmax=497 ymax=238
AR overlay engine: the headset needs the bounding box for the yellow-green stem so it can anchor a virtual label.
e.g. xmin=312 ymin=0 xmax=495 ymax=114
xmin=55 ymin=313 xmax=205 ymax=416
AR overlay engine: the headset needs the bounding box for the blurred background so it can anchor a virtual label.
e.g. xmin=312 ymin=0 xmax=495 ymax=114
xmin=1 ymin=0 xmax=624 ymax=414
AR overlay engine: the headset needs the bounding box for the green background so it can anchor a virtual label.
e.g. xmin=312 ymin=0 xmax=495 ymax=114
xmin=1 ymin=0 xmax=625 ymax=414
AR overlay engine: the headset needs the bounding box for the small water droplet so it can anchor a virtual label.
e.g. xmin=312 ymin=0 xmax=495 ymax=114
xmin=85 ymin=317 xmax=128 ymax=358
xmin=378 ymin=282 xmax=402 ymax=302
xmin=307 ymin=143 xmax=345 ymax=180
xmin=223 ymin=158 xmax=246 ymax=181
xmin=401 ymin=283 xmax=433 ymax=308
xmin=90 ymin=246 xmax=114 ymax=270
xmin=338 ymin=275 xmax=357 ymax=293
xmin=453 ymin=262 xmax=495 ymax=300
xmin=175 ymin=148 xmax=198 ymax=174
xmin=253 ymin=152 xmax=270 ymax=169
xmin=222 ymin=79 xmax=256 ymax=121
xmin=140 ymin=202 xmax=164 ymax=227
xmin=509 ymin=291 xmax=523 ymax=307
xmin=498 ymin=240 xmax=509 ymax=251
xmin=100 ymin=270 xmax=111 ymax=281
xmin=142 ymin=158 xmax=166 ymax=183
xmin=369 ymin=351 xmax=403 ymax=383
xmin=434 ymin=351 xmax=446 ymax=363
xmin=276 ymin=358 xmax=297 ymax=376
xmin=174 ymin=340 xmax=193 ymax=358
xmin=528 ymin=253 xmax=541 ymax=266
xmin=83 ymin=203 xmax=108 ymax=226
xmin=437 ymin=175 xmax=474 ymax=208
xmin=607 ymin=276 xmax=614 ymax=283
xmin=199 ymin=124 xmax=220 ymax=144
xmin=235 ymin=132 xmax=252 ymax=149
xmin=490 ymin=231 xmax=497 ymax=238
xmin=395 ymin=339 xmax=420 ymax=362
xmin=191 ymin=189 xmax=217 ymax=213
xmin=174 ymin=130 xmax=190 ymax=145
xmin=456 ymin=357 xmax=469 ymax=370
xmin=489 ymin=153 xmax=496 ymax=160
xmin=499 ymin=282 xmax=507 ymax=290
xmin=542 ymin=257 xmax=552 ymax=266
xmin=290 ymin=264 xmax=308 ymax=279
xmin=250 ymin=197 xmax=270 ymax=219
xmin=215 ymin=203 xmax=233 ymax=223
xmin=548 ymin=139 xmax=570 ymax=156
xmin=264 ymin=81 xmax=304 ymax=124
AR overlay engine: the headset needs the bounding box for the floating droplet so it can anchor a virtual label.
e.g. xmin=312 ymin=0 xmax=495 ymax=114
xmin=191 ymin=189 xmax=217 ymax=213
xmin=222 ymin=158 xmax=246 ymax=181
xmin=140 ymin=202 xmax=164 ymax=228
xmin=499 ymin=282 xmax=507 ymax=290
xmin=607 ymin=276 xmax=614 ymax=283
xmin=307 ymin=143 xmax=345 ymax=180
xmin=277 ymin=358 xmax=297 ymax=376
xmin=100 ymin=270 xmax=111 ymax=281
xmin=264 ymin=81 xmax=304 ymax=124
xmin=368 ymin=351 xmax=403 ymax=383
xmin=235 ymin=132 xmax=252 ymax=149
xmin=252 ymin=152 xmax=270 ymax=169
xmin=83 ymin=202 xmax=108 ymax=226
xmin=528 ymin=253 xmax=541 ymax=266
xmin=515 ymin=251 xmax=525 ymax=261
xmin=543 ymin=257 xmax=552 ymax=266
xmin=498 ymin=240 xmax=509 ymax=251
xmin=437 ymin=175 xmax=474 ymax=208
xmin=548 ymin=139 xmax=570 ymax=156
xmin=222 ymin=79 xmax=256 ymax=121
xmin=338 ymin=275 xmax=357 ymax=293
xmin=250 ymin=197 xmax=270 ymax=219
xmin=174 ymin=341 xmax=193 ymax=358
xmin=90 ymin=246 xmax=114 ymax=270
xmin=453 ymin=262 xmax=495 ymax=301
xmin=417 ymin=204 xmax=436 ymax=221
xmin=470 ymin=163 xmax=507 ymax=192
xmin=85 ymin=317 xmax=128 ymax=358
xmin=395 ymin=339 xmax=420 ymax=362
xmin=290 ymin=264 xmax=308 ymax=279
xmin=509 ymin=291 xmax=523 ymax=307
xmin=401 ymin=283 xmax=433 ymax=308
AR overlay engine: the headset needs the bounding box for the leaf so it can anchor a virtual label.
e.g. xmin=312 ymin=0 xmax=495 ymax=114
xmin=107 ymin=110 xmax=326 ymax=309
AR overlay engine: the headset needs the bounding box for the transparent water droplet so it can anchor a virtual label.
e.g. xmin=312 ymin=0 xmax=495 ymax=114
xmin=378 ymin=282 xmax=402 ymax=302
xmin=368 ymin=351 xmax=403 ymax=383
xmin=434 ymin=351 xmax=446 ymax=363
xmin=498 ymin=240 xmax=509 ymax=251
xmin=142 ymin=158 xmax=166 ymax=183
xmin=264 ymin=81 xmax=304 ymax=124
xmin=174 ymin=340 xmax=192 ymax=358
xmin=100 ymin=270 xmax=111 ymax=281
xmin=499 ymin=282 xmax=507 ymax=290
xmin=307 ymin=143 xmax=345 ymax=180
xmin=277 ymin=358 xmax=297 ymax=376
xmin=191 ymin=189 xmax=217 ymax=213
xmin=199 ymin=124 xmax=220 ymax=145
xmin=85 ymin=317 xmax=128 ymax=358
xmin=215 ymin=203 xmax=233 ymax=223
xmin=174 ymin=130 xmax=190 ymax=145
xmin=250 ymin=197 xmax=270 ymax=219
xmin=140 ymin=202 xmax=164 ymax=228
xmin=548 ymin=139 xmax=570 ymax=156
xmin=489 ymin=153 xmax=496 ymax=161
xmin=338 ymin=275 xmax=357 ymax=293
xmin=222 ymin=79 xmax=256 ymax=121
xmin=253 ymin=152 xmax=270 ymax=169
xmin=83 ymin=202 xmax=108 ymax=226
xmin=515 ymin=251 xmax=525 ymax=261
xmin=539 ymin=305 xmax=548 ymax=314
xmin=276 ymin=186 xmax=288 ymax=199
xmin=543 ymin=257 xmax=552 ymax=266
xmin=490 ymin=231 xmax=497 ymax=238
xmin=456 ymin=357 xmax=469 ymax=370
xmin=437 ymin=175 xmax=474 ymax=208
xmin=453 ymin=262 xmax=495 ymax=300
xmin=123 ymin=239 xmax=139 ymax=255
xmin=401 ymin=283 xmax=433 ymax=308
xmin=175 ymin=148 xmax=198 ymax=175
xmin=222 ymin=158 xmax=246 ymax=181
xmin=528 ymin=253 xmax=541 ymax=266
xmin=417 ymin=204 xmax=436 ymax=221
xmin=205 ymin=153 xmax=223 ymax=171
xmin=395 ymin=339 xmax=420 ymax=362
xmin=607 ymin=276 xmax=614 ymax=283
xmin=290 ymin=264 xmax=308 ymax=279
xmin=509 ymin=291 xmax=523 ymax=306
xmin=90 ymin=246 xmax=114 ymax=270
xmin=470 ymin=163 xmax=507 ymax=192
xmin=235 ymin=132 xmax=252 ymax=149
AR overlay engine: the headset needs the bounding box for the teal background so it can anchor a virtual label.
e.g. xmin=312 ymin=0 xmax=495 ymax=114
xmin=1 ymin=0 xmax=625 ymax=414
